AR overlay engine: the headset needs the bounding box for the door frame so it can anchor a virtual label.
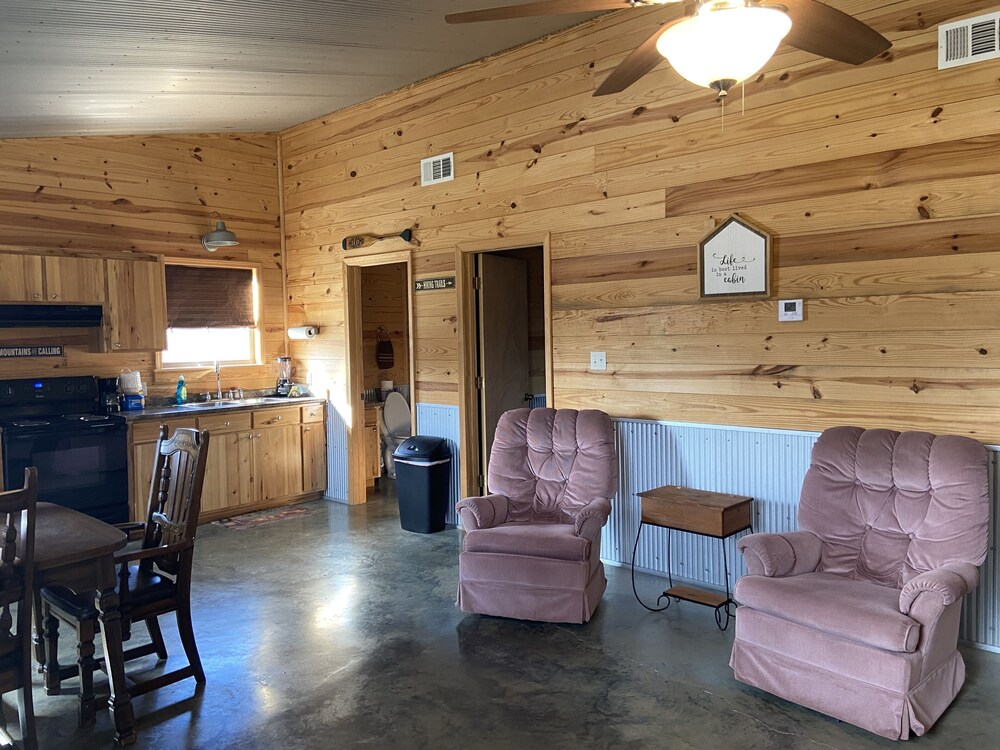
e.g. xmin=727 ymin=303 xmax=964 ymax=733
xmin=343 ymin=247 xmax=416 ymax=505
xmin=455 ymin=233 xmax=553 ymax=499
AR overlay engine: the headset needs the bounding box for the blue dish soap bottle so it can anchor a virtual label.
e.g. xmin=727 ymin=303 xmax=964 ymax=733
xmin=176 ymin=375 xmax=188 ymax=405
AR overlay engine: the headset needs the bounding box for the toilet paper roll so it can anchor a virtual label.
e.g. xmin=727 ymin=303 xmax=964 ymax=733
xmin=288 ymin=326 xmax=319 ymax=340
xmin=381 ymin=380 xmax=394 ymax=392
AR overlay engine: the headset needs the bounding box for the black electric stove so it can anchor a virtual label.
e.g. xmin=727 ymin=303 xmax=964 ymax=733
xmin=0 ymin=376 xmax=128 ymax=524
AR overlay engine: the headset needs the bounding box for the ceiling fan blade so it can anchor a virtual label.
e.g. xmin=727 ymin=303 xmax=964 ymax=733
xmin=776 ymin=0 xmax=891 ymax=65
xmin=446 ymin=0 xmax=635 ymax=24
xmin=594 ymin=17 xmax=682 ymax=96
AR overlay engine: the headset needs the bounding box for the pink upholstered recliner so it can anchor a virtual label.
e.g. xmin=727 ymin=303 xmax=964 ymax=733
xmin=731 ymin=426 xmax=990 ymax=740
xmin=455 ymin=408 xmax=617 ymax=624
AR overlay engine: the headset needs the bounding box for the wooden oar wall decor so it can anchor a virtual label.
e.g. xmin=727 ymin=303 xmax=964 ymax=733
xmin=341 ymin=228 xmax=417 ymax=250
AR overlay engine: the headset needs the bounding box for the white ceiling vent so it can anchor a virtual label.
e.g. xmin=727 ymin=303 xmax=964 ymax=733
xmin=939 ymin=11 xmax=1000 ymax=69
xmin=420 ymin=152 xmax=454 ymax=186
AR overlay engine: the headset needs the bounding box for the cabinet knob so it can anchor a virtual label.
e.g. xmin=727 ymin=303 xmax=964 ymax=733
xmin=304 ymin=427 xmax=311 ymax=432
xmin=114 ymin=343 xmax=122 ymax=349
xmin=51 ymin=293 xmax=58 ymax=299
xmin=33 ymin=293 xmax=41 ymax=299
xmin=274 ymin=415 xmax=282 ymax=421
xmin=223 ymin=421 xmax=231 ymax=427
xmin=256 ymin=433 xmax=262 ymax=439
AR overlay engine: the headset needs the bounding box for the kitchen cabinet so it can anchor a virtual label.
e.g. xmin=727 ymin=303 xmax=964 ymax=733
xmin=301 ymin=403 xmax=326 ymax=494
xmin=105 ymin=257 xmax=167 ymax=352
xmin=364 ymin=406 xmax=381 ymax=487
xmin=197 ymin=411 xmax=253 ymax=514
xmin=128 ymin=403 xmax=326 ymax=523
xmin=129 ymin=416 xmax=197 ymax=522
xmin=44 ymin=256 xmax=106 ymax=304
xmin=0 ymin=252 xmax=105 ymax=304
xmin=255 ymin=424 xmax=303 ymax=501
xmin=0 ymin=253 xmax=45 ymax=302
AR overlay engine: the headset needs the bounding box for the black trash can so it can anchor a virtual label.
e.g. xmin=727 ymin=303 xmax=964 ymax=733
xmin=393 ymin=436 xmax=452 ymax=533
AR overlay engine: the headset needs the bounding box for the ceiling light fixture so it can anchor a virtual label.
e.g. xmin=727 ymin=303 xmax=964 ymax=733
xmin=656 ymin=1 xmax=792 ymax=97
xmin=200 ymin=211 xmax=239 ymax=252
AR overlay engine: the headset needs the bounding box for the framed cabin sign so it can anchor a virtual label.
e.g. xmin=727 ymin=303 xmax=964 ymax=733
xmin=698 ymin=214 xmax=771 ymax=299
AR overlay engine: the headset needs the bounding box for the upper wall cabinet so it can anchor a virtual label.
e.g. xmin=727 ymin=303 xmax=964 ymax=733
xmin=0 ymin=253 xmax=45 ymax=302
xmin=104 ymin=258 xmax=168 ymax=352
xmin=45 ymin=256 xmax=106 ymax=304
xmin=0 ymin=253 xmax=106 ymax=304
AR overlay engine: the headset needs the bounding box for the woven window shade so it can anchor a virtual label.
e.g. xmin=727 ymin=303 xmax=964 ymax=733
xmin=166 ymin=265 xmax=255 ymax=328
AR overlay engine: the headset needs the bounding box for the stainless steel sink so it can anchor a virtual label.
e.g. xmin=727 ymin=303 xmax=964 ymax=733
xmin=180 ymin=400 xmax=243 ymax=408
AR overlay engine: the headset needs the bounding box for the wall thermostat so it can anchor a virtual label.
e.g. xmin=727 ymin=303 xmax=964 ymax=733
xmin=778 ymin=299 xmax=804 ymax=322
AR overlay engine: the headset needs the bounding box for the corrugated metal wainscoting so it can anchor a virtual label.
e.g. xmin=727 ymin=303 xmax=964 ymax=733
xmin=324 ymin=401 xmax=349 ymax=502
xmin=415 ymin=403 xmax=462 ymax=525
xmin=610 ymin=418 xmax=1000 ymax=651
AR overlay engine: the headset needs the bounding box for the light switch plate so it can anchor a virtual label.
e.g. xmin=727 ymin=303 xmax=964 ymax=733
xmin=778 ymin=299 xmax=804 ymax=322
xmin=590 ymin=352 xmax=607 ymax=371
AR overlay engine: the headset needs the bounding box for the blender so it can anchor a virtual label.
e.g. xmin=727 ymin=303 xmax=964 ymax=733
xmin=275 ymin=356 xmax=293 ymax=396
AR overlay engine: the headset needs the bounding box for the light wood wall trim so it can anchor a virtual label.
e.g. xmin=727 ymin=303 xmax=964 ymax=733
xmin=343 ymin=247 xmax=414 ymax=504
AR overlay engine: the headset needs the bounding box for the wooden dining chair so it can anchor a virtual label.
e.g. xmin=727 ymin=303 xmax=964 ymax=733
xmin=0 ymin=467 xmax=38 ymax=750
xmin=40 ymin=426 xmax=210 ymax=725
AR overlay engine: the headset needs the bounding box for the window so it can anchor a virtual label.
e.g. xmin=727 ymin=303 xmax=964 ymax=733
xmin=160 ymin=263 xmax=260 ymax=367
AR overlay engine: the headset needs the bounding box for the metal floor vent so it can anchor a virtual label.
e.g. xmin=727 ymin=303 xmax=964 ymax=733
xmin=420 ymin=152 xmax=454 ymax=186
xmin=939 ymin=11 xmax=1000 ymax=69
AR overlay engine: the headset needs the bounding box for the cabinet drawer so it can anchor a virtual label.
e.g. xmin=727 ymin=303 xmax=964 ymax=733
xmin=131 ymin=417 xmax=197 ymax=443
xmin=198 ymin=411 xmax=252 ymax=434
xmin=302 ymin=403 xmax=325 ymax=423
xmin=252 ymin=406 xmax=301 ymax=427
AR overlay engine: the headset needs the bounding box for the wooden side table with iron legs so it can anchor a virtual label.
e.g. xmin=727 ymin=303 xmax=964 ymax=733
xmin=632 ymin=485 xmax=753 ymax=631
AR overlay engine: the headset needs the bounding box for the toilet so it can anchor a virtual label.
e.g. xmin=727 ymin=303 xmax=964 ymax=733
xmin=379 ymin=391 xmax=412 ymax=479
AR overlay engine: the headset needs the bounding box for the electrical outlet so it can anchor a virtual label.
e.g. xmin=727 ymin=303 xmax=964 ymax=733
xmin=778 ymin=299 xmax=804 ymax=322
xmin=590 ymin=352 xmax=607 ymax=371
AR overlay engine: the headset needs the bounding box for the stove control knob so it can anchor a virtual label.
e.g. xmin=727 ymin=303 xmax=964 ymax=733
xmin=76 ymin=383 xmax=88 ymax=393
xmin=65 ymin=384 xmax=74 ymax=393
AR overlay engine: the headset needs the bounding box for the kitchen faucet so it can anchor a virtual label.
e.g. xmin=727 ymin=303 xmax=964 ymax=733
xmin=214 ymin=360 xmax=222 ymax=400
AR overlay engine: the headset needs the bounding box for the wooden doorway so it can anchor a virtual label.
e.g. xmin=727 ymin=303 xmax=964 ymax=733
xmin=343 ymin=249 xmax=415 ymax=505
xmin=456 ymin=236 xmax=553 ymax=498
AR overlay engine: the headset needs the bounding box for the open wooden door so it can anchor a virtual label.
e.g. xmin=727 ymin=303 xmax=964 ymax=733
xmin=477 ymin=254 xmax=531 ymax=489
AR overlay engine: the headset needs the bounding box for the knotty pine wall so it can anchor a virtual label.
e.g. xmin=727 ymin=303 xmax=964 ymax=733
xmin=282 ymin=0 xmax=1000 ymax=443
xmin=360 ymin=263 xmax=410 ymax=391
xmin=0 ymin=134 xmax=285 ymax=396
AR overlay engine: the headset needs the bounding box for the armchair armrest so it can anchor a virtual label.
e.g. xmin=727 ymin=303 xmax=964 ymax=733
xmin=114 ymin=522 xmax=147 ymax=542
xmin=738 ymin=531 xmax=822 ymax=577
xmin=899 ymin=562 xmax=980 ymax=618
xmin=455 ymin=494 xmax=509 ymax=531
xmin=573 ymin=498 xmax=612 ymax=542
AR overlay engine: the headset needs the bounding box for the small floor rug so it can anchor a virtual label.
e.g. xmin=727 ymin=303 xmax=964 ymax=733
xmin=212 ymin=506 xmax=317 ymax=530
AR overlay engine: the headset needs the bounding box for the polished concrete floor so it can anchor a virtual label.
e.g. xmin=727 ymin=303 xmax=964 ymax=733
xmin=23 ymin=482 xmax=1000 ymax=749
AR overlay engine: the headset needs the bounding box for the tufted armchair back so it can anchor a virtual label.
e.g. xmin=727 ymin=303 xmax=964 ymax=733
xmin=487 ymin=408 xmax=617 ymax=524
xmin=799 ymin=426 xmax=989 ymax=588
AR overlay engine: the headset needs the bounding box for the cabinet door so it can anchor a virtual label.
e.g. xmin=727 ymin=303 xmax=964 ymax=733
xmin=44 ymin=256 xmax=105 ymax=304
xmin=301 ymin=424 xmax=327 ymax=493
xmin=365 ymin=425 xmax=381 ymax=482
xmin=130 ymin=442 xmax=158 ymax=522
xmin=0 ymin=253 xmax=44 ymax=302
xmin=105 ymin=258 xmax=167 ymax=351
xmin=254 ymin=425 xmax=303 ymax=501
xmin=203 ymin=431 xmax=254 ymax=514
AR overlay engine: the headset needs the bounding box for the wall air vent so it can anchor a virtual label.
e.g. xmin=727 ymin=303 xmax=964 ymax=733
xmin=420 ymin=152 xmax=454 ymax=186
xmin=939 ymin=11 xmax=1000 ymax=69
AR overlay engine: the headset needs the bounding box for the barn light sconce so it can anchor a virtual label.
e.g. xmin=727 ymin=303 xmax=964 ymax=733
xmin=201 ymin=211 xmax=240 ymax=252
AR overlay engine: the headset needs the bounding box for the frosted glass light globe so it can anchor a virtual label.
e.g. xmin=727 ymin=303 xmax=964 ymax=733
xmin=657 ymin=5 xmax=792 ymax=94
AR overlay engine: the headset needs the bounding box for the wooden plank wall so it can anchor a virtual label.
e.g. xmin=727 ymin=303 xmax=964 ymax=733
xmin=282 ymin=0 xmax=1000 ymax=442
xmin=360 ymin=263 xmax=410 ymax=390
xmin=0 ymin=134 xmax=285 ymax=396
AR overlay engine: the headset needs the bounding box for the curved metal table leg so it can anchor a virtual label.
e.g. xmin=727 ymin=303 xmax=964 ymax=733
xmin=631 ymin=521 xmax=671 ymax=612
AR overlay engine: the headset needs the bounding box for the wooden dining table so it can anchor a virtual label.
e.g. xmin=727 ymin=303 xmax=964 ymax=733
xmin=30 ymin=502 xmax=136 ymax=746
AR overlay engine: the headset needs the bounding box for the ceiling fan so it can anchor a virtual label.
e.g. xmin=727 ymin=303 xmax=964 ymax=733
xmin=446 ymin=1 xmax=891 ymax=98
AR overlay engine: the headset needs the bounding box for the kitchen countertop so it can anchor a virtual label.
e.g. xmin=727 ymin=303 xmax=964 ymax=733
xmin=121 ymin=396 xmax=327 ymax=422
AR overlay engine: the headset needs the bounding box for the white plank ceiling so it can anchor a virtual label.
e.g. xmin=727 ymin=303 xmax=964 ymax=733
xmin=0 ymin=0 xmax=598 ymax=138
